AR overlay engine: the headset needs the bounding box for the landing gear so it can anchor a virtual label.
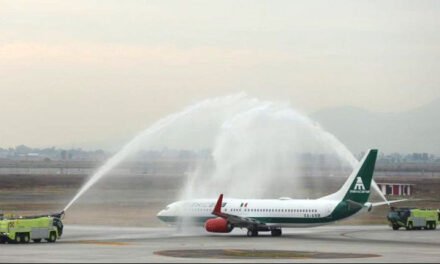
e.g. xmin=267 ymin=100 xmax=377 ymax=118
xmin=246 ymin=227 xmax=282 ymax=237
xmin=271 ymin=229 xmax=282 ymax=237
xmin=247 ymin=229 xmax=258 ymax=237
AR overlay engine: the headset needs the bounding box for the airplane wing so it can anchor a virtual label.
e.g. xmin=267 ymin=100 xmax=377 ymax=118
xmin=212 ymin=194 xmax=266 ymax=228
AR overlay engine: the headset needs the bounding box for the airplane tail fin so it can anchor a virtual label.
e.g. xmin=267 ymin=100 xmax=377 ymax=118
xmin=321 ymin=149 xmax=378 ymax=204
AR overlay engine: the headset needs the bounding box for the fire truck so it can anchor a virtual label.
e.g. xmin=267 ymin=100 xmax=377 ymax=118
xmin=387 ymin=207 xmax=439 ymax=230
xmin=0 ymin=212 xmax=64 ymax=244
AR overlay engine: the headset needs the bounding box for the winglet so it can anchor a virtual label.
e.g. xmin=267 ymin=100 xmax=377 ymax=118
xmin=212 ymin=194 xmax=224 ymax=217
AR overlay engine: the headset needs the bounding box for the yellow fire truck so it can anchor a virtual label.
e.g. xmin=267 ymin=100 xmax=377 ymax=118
xmin=387 ymin=208 xmax=439 ymax=230
xmin=0 ymin=212 xmax=64 ymax=244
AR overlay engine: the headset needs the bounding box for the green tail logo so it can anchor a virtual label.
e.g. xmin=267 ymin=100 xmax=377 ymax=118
xmin=343 ymin=149 xmax=377 ymax=204
xmin=351 ymin=177 xmax=368 ymax=193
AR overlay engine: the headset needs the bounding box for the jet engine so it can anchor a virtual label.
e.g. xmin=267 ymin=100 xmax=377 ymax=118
xmin=204 ymin=217 xmax=234 ymax=233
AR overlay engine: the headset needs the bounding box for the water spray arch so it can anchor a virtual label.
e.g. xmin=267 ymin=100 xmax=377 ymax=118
xmin=63 ymin=94 xmax=387 ymax=213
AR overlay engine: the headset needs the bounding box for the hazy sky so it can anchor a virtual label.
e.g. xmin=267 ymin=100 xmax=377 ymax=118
xmin=1 ymin=0 xmax=439 ymax=149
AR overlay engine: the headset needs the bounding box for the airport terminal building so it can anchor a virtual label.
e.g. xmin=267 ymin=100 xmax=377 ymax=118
xmin=377 ymin=183 xmax=413 ymax=196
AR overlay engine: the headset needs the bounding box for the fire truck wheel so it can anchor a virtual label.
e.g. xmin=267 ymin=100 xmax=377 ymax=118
xmin=14 ymin=234 xmax=22 ymax=244
xmin=47 ymin=232 xmax=57 ymax=243
xmin=23 ymin=233 xmax=30 ymax=244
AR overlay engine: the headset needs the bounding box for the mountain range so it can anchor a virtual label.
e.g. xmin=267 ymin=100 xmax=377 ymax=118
xmin=311 ymin=98 xmax=440 ymax=155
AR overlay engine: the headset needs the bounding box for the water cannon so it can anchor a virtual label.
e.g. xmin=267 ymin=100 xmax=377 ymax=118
xmin=50 ymin=211 xmax=65 ymax=219
xmin=17 ymin=211 xmax=65 ymax=220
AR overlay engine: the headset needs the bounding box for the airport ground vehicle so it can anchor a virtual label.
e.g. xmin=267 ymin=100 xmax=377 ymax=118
xmin=0 ymin=212 xmax=64 ymax=243
xmin=387 ymin=208 xmax=439 ymax=230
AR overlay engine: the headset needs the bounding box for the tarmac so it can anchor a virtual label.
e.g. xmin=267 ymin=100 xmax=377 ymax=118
xmin=1 ymin=225 xmax=439 ymax=263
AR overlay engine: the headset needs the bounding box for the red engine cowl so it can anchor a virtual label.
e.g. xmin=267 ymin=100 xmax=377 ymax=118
xmin=204 ymin=217 xmax=234 ymax=233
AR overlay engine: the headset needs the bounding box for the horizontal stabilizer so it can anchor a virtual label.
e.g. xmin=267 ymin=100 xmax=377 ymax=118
xmin=371 ymin=198 xmax=418 ymax=207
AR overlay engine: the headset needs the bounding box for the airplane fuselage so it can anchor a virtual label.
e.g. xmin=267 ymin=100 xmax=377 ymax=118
xmin=157 ymin=197 xmax=363 ymax=228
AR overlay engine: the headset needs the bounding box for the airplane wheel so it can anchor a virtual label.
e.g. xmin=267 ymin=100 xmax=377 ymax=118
xmin=247 ymin=229 xmax=258 ymax=237
xmin=271 ymin=229 xmax=282 ymax=236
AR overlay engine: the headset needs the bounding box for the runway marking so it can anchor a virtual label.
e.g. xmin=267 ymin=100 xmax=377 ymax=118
xmin=154 ymin=249 xmax=381 ymax=259
xmin=339 ymin=230 xmax=440 ymax=247
xmin=62 ymin=240 xmax=130 ymax=246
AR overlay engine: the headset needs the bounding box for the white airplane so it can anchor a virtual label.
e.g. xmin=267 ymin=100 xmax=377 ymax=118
xmin=157 ymin=149 xmax=407 ymax=237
